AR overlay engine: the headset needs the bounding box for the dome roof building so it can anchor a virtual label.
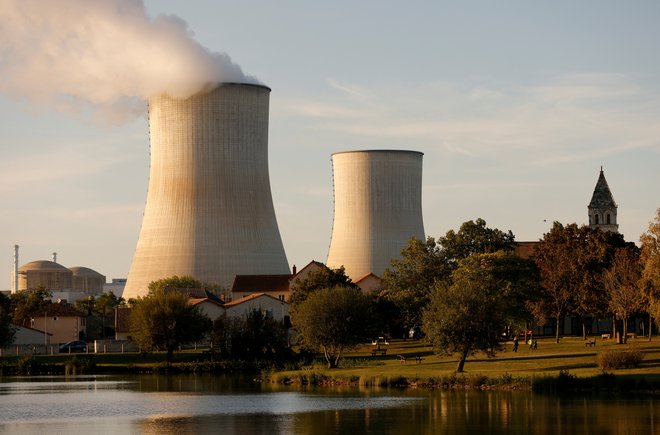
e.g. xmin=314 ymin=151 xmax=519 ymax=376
xmin=16 ymin=260 xmax=73 ymax=292
xmin=69 ymin=266 xmax=106 ymax=295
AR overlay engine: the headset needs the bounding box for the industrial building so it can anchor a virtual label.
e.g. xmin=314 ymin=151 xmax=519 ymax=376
xmin=326 ymin=150 xmax=426 ymax=280
xmin=123 ymin=83 xmax=289 ymax=299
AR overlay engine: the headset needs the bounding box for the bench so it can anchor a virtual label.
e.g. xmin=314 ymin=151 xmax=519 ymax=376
xmin=601 ymin=333 xmax=611 ymax=340
xmin=585 ymin=338 xmax=596 ymax=347
xmin=371 ymin=348 xmax=387 ymax=356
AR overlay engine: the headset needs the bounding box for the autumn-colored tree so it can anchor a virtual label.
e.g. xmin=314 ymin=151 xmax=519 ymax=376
xmin=640 ymin=208 xmax=660 ymax=339
xmin=533 ymin=222 xmax=629 ymax=343
xmin=603 ymin=247 xmax=644 ymax=344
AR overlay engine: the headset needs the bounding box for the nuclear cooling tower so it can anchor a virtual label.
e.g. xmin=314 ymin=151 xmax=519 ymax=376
xmin=123 ymin=83 xmax=289 ymax=299
xmin=326 ymin=150 xmax=425 ymax=280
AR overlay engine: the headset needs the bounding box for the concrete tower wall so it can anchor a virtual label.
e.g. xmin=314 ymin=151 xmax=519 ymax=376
xmin=326 ymin=150 xmax=425 ymax=280
xmin=123 ymin=83 xmax=289 ymax=299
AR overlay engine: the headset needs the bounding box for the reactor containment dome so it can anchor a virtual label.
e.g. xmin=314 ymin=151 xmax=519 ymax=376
xmin=326 ymin=149 xmax=425 ymax=280
xmin=123 ymin=83 xmax=289 ymax=299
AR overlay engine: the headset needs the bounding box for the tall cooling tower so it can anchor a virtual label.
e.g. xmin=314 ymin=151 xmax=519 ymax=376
xmin=123 ymin=83 xmax=289 ymax=299
xmin=326 ymin=150 xmax=425 ymax=280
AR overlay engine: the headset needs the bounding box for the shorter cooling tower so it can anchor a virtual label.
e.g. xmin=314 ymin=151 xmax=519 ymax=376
xmin=326 ymin=150 xmax=425 ymax=279
xmin=123 ymin=83 xmax=289 ymax=300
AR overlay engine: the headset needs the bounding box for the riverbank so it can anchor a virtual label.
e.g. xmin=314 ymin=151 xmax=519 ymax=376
xmin=264 ymin=336 xmax=660 ymax=392
xmin=2 ymin=337 xmax=660 ymax=392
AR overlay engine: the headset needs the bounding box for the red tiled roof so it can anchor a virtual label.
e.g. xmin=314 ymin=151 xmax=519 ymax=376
xmin=231 ymin=274 xmax=292 ymax=293
xmin=354 ymin=272 xmax=380 ymax=283
xmin=223 ymin=293 xmax=285 ymax=308
xmin=31 ymin=302 xmax=85 ymax=318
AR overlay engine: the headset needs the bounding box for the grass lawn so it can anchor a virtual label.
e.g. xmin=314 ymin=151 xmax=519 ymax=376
xmin=272 ymin=336 xmax=660 ymax=384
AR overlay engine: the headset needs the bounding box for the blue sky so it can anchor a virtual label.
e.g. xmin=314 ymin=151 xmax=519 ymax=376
xmin=1 ymin=0 xmax=659 ymax=285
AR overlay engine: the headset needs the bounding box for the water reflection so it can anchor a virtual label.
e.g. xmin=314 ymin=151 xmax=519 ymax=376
xmin=0 ymin=375 xmax=657 ymax=434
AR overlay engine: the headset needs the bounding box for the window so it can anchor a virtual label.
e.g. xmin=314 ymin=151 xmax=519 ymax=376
xmin=607 ymin=214 xmax=611 ymax=224
xmin=595 ymin=214 xmax=599 ymax=224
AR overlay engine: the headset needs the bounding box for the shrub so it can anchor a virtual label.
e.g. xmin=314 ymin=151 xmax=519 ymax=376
xmin=597 ymin=349 xmax=644 ymax=370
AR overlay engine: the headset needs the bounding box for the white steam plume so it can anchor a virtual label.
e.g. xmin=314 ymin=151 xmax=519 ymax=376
xmin=0 ymin=0 xmax=260 ymax=123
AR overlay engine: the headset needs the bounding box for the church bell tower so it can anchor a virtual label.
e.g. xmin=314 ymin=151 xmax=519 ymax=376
xmin=588 ymin=167 xmax=618 ymax=233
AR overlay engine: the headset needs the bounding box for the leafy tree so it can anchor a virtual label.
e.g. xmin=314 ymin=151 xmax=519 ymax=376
xmin=10 ymin=287 xmax=51 ymax=326
xmin=603 ymin=247 xmax=644 ymax=344
xmin=148 ymin=275 xmax=204 ymax=293
xmin=382 ymin=237 xmax=446 ymax=333
xmin=291 ymin=285 xmax=375 ymax=368
xmin=129 ymin=286 xmax=212 ymax=361
xmin=210 ymin=310 xmax=290 ymax=361
xmin=74 ymin=295 xmax=96 ymax=316
xmin=422 ymin=254 xmax=514 ymax=373
xmin=438 ymin=218 xmax=516 ymax=271
xmin=0 ymin=292 xmax=16 ymax=348
xmin=289 ymin=265 xmax=357 ymax=309
xmin=533 ymin=222 xmax=630 ymax=342
xmin=451 ymin=251 xmax=540 ymax=329
xmin=95 ymin=292 xmax=124 ymax=339
xmin=572 ymin=228 xmax=629 ymax=337
xmin=383 ymin=219 xmax=516 ymax=334
xmin=640 ymin=208 xmax=660 ymax=339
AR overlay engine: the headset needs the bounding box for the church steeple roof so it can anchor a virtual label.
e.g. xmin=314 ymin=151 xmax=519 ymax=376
xmin=589 ymin=167 xmax=617 ymax=209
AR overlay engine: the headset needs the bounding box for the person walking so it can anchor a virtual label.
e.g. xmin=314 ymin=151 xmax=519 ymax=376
xmin=512 ymin=335 xmax=519 ymax=352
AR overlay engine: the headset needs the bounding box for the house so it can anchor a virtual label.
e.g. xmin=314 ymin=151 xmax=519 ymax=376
xmin=354 ymin=272 xmax=382 ymax=294
xmin=288 ymin=261 xmax=326 ymax=291
xmin=29 ymin=302 xmax=86 ymax=345
xmin=189 ymin=297 xmax=224 ymax=321
xmin=224 ymin=293 xmax=289 ymax=323
xmin=231 ymin=274 xmax=292 ymax=301
xmin=11 ymin=324 xmax=53 ymax=345
xmin=114 ymin=306 xmax=132 ymax=341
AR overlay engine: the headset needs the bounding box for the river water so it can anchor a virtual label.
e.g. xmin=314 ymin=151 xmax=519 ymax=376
xmin=0 ymin=374 xmax=658 ymax=434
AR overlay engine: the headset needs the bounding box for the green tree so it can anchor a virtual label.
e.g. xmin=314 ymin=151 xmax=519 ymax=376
xmin=148 ymin=275 xmax=204 ymax=293
xmin=382 ymin=237 xmax=446 ymax=334
xmin=10 ymin=287 xmax=51 ymax=326
xmin=289 ymin=266 xmax=357 ymax=308
xmin=210 ymin=310 xmax=290 ymax=361
xmin=291 ymin=285 xmax=374 ymax=368
xmin=603 ymin=247 xmax=644 ymax=344
xmin=438 ymin=218 xmax=516 ymax=270
xmin=640 ymin=208 xmax=660 ymax=339
xmin=0 ymin=292 xmax=16 ymax=348
xmin=383 ymin=219 xmax=516 ymax=334
xmin=95 ymin=292 xmax=124 ymax=339
xmin=129 ymin=287 xmax=211 ymax=361
xmin=422 ymin=254 xmax=512 ymax=373
xmin=452 ymin=251 xmax=540 ymax=330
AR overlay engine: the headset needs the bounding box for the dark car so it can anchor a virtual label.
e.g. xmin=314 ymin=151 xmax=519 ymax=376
xmin=59 ymin=340 xmax=87 ymax=353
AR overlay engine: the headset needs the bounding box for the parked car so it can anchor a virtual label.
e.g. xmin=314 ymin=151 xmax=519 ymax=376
xmin=59 ymin=341 xmax=87 ymax=353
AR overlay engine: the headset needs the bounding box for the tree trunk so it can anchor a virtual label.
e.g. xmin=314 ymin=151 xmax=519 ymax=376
xmin=622 ymin=318 xmax=628 ymax=345
xmin=456 ymin=348 xmax=469 ymax=373
xmin=649 ymin=313 xmax=653 ymax=342
xmin=582 ymin=318 xmax=587 ymax=340
xmin=555 ymin=315 xmax=561 ymax=344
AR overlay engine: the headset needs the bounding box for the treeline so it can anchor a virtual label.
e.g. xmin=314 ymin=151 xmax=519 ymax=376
xmin=290 ymin=211 xmax=660 ymax=372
